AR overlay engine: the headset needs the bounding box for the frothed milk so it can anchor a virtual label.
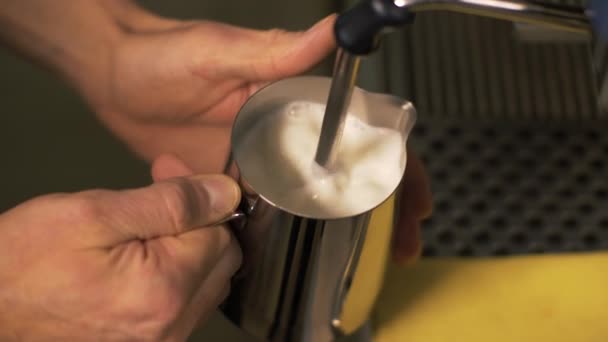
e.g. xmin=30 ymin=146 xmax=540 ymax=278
xmin=236 ymin=101 xmax=406 ymax=218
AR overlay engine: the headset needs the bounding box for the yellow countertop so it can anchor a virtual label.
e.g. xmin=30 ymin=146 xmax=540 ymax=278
xmin=374 ymin=253 xmax=608 ymax=342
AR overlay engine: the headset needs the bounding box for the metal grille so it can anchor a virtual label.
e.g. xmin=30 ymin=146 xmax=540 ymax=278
xmin=363 ymin=0 xmax=608 ymax=256
xmin=409 ymin=118 xmax=608 ymax=256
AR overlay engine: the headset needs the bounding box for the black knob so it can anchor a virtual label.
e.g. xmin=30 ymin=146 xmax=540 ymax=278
xmin=335 ymin=0 xmax=415 ymax=55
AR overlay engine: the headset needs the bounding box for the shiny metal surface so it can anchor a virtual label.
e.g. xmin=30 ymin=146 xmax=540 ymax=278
xmin=398 ymin=0 xmax=590 ymax=34
xmin=221 ymin=76 xmax=416 ymax=342
xmin=217 ymin=211 xmax=246 ymax=225
xmin=314 ymin=50 xmax=360 ymax=170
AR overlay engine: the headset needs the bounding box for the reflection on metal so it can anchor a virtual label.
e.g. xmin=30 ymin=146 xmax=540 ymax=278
xmin=221 ymin=76 xmax=416 ymax=342
xmin=399 ymin=0 xmax=590 ymax=34
xmin=315 ymin=49 xmax=360 ymax=171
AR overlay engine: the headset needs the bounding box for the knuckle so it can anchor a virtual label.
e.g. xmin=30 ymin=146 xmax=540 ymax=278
xmin=229 ymin=242 xmax=244 ymax=275
xmin=261 ymin=28 xmax=299 ymax=76
xmin=264 ymin=28 xmax=290 ymax=43
xmin=215 ymin=225 xmax=233 ymax=251
xmin=159 ymin=179 xmax=209 ymax=231
xmin=220 ymin=284 xmax=231 ymax=302
xmin=62 ymin=190 xmax=109 ymax=224
xmin=218 ymin=226 xmax=243 ymax=273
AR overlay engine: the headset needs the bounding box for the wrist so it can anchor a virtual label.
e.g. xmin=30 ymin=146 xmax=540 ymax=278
xmin=55 ymin=2 xmax=129 ymax=97
xmin=0 ymin=0 xmax=128 ymax=95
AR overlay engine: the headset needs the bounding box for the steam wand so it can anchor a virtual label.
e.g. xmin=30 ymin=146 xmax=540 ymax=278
xmin=314 ymin=0 xmax=590 ymax=170
xmin=314 ymin=0 xmax=415 ymax=170
xmin=314 ymin=50 xmax=360 ymax=170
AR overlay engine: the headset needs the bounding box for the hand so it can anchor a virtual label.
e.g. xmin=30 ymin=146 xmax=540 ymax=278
xmin=75 ymin=4 xmax=431 ymax=264
xmin=0 ymin=156 xmax=241 ymax=341
xmin=393 ymin=151 xmax=433 ymax=264
xmin=75 ymin=3 xmax=336 ymax=174
xmin=0 ymin=0 xmax=430 ymax=267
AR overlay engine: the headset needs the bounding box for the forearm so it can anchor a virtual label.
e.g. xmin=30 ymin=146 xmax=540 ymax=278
xmin=0 ymin=0 xmax=173 ymax=90
xmin=0 ymin=1 xmax=123 ymax=85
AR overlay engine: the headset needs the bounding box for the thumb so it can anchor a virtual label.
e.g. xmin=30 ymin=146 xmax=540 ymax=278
xmin=234 ymin=14 xmax=337 ymax=81
xmin=96 ymin=174 xmax=240 ymax=245
xmin=151 ymin=153 xmax=195 ymax=182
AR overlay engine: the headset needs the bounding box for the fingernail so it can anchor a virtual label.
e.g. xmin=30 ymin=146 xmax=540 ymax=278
xmin=307 ymin=13 xmax=336 ymax=32
xmin=192 ymin=175 xmax=241 ymax=218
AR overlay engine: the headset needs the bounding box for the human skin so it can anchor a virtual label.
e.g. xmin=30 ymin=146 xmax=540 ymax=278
xmin=0 ymin=1 xmax=432 ymax=340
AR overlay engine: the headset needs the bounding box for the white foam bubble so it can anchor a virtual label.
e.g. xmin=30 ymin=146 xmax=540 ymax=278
xmin=238 ymin=101 xmax=406 ymax=217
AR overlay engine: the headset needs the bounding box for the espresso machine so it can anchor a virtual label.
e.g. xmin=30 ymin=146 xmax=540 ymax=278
xmin=221 ymin=1 xmax=607 ymax=341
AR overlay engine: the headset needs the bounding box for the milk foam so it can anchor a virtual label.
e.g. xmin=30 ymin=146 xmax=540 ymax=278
xmin=237 ymin=101 xmax=406 ymax=218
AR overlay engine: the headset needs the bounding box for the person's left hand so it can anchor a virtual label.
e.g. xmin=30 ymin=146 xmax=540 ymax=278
xmin=74 ymin=3 xmax=431 ymax=265
xmin=76 ymin=3 xmax=335 ymax=174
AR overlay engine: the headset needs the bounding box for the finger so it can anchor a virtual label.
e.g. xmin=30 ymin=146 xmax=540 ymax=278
xmin=181 ymin=229 xmax=242 ymax=332
xmin=215 ymin=14 xmax=337 ymax=81
xmin=393 ymin=151 xmax=433 ymax=264
xmin=90 ymin=174 xmax=240 ymax=246
xmin=392 ymin=217 xmax=422 ymax=265
xmin=159 ymin=224 xmax=240 ymax=293
xmin=151 ymin=153 xmax=195 ymax=182
xmin=198 ymin=81 xmax=270 ymax=126
xmin=252 ymin=13 xmax=337 ymax=80
xmin=111 ymin=119 xmax=231 ymax=174
xmin=144 ymin=224 xmax=241 ymax=340
xmin=402 ymin=151 xmax=433 ymax=220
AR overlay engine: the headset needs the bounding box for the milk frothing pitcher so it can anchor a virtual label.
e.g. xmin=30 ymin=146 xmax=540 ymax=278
xmin=219 ymin=1 xmax=598 ymax=340
xmin=220 ymin=76 xmax=416 ymax=342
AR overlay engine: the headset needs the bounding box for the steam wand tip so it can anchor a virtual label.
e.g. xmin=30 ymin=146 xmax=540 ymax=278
xmin=314 ymin=49 xmax=361 ymax=170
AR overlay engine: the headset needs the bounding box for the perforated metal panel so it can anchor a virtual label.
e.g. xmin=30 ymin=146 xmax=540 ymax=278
xmin=409 ymin=118 xmax=608 ymax=256
xmin=360 ymin=0 xmax=608 ymax=257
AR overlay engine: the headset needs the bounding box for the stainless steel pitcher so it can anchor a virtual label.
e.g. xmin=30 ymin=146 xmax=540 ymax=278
xmin=221 ymin=76 xmax=416 ymax=342
xmin=217 ymin=1 xmax=606 ymax=341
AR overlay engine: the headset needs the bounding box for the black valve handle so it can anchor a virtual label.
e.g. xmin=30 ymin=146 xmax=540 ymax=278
xmin=335 ymin=0 xmax=415 ymax=55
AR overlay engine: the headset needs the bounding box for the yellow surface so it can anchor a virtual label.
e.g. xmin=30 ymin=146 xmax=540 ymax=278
xmin=373 ymin=254 xmax=608 ymax=342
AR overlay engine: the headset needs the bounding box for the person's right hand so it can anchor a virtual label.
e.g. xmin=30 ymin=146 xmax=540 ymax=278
xmin=0 ymin=155 xmax=241 ymax=341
